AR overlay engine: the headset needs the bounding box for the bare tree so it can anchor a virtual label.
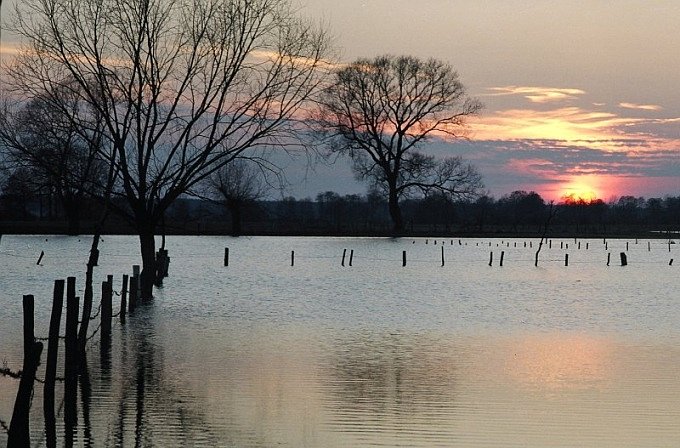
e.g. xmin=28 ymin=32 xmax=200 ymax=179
xmin=5 ymin=0 xmax=331 ymax=297
xmin=316 ymin=55 xmax=482 ymax=233
xmin=206 ymin=159 xmax=267 ymax=236
xmin=0 ymin=84 xmax=108 ymax=234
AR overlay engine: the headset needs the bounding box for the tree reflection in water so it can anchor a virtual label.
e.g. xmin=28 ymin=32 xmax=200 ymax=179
xmin=29 ymin=302 xmax=229 ymax=447
xmin=322 ymin=332 xmax=464 ymax=444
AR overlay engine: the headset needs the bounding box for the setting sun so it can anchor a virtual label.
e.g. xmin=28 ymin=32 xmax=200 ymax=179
xmin=559 ymin=176 xmax=602 ymax=204
xmin=562 ymin=188 xmax=598 ymax=204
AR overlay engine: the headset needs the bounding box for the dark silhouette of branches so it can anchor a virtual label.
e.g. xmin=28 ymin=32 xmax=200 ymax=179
xmin=315 ymin=54 xmax=482 ymax=233
xmin=5 ymin=0 xmax=332 ymax=297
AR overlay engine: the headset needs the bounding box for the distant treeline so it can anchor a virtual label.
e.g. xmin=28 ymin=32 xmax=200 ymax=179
xmin=2 ymin=189 xmax=680 ymax=237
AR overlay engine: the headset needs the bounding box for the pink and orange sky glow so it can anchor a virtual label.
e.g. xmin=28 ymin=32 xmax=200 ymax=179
xmin=2 ymin=0 xmax=679 ymax=201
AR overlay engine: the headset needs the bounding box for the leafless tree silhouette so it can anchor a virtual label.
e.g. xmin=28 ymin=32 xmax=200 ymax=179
xmin=4 ymin=0 xmax=331 ymax=296
xmin=315 ymin=55 xmax=482 ymax=233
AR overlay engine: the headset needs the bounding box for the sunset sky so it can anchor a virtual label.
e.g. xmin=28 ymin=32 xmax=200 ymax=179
xmin=2 ymin=0 xmax=679 ymax=201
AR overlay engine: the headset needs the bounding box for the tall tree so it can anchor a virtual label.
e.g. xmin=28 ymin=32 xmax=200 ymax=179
xmin=316 ymin=55 xmax=482 ymax=233
xmin=5 ymin=0 xmax=331 ymax=297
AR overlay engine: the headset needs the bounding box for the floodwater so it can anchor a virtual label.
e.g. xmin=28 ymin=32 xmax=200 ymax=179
xmin=1 ymin=235 xmax=680 ymax=447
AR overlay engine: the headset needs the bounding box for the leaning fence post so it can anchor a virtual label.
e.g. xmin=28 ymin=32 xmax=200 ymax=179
xmin=500 ymin=251 xmax=505 ymax=267
xmin=349 ymin=250 xmax=354 ymax=267
xmin=341 ymin=249 xmax=347 ymax=267
xmin=488 ymin=251 xmax=493 ymax=267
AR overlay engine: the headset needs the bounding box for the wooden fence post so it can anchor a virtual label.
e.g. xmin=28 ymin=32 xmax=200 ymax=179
xmin=129 ymin=276 xmax=138 ymax=312
xmin=620 ymin=252 xmax=628 ymax=266
xmin=64 ymin=291 xmax=79 ymax=431
xmin=7 ymin=295 xmax=43 ymax=448
xmin=224 ymin=248 xmax=229 ymax=267
xmin=121 ymin=275 xmax=128 ymax=323
xmin=44 ymin=280 xmax=64 ymax=448
xmin=101 ymin=280 xmax=112 ymax=340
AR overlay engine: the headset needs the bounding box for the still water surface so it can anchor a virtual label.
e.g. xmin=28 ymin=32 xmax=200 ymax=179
xmin=1 ymin=235 xmax=680 ymax=446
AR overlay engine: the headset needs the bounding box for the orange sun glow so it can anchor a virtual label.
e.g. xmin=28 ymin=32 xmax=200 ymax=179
xmin=560 ymin=177 xmax=602 ymax=204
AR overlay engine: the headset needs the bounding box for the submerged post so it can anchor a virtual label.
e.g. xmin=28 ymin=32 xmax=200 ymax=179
xmin=341 ymin=249 xmax=347 ymax=267
xmin=64 ymin=291 xmax=79 ymax=432
xmin=37 ymin=250 xmax=45 ymax=265
xmin=224 ymin=248 xmax=229 ymax=267
xmin=441 ymin=246 xmax=445 ymax=267
xmin=620 ymin=252 xmax=628 ymax=266
xmin=291 ymin=250 xmax=295 ymax=266
xmin=607 ymin=252 xmax=611 ymax=266
xmin=44 ymin=280 xmax=64 ymax=448
xmin=121 ymin=274 xmax=128 ymax=323
xmin=500 ymin=251 xmax=505 ymax=267
xmin=565 ymin=253 xmax=569 ymax=267
xmin=488 ymin=251 xmax=493 ymax=267
xmin=129 ymin=276 xmax=138 ymax=312
xmin=349 ymin=250 xmax=354 ymax=267
xmin=402 ymin=250 xmax=407 ymax=267
xmin=8 ymin=295 xmax=43 ymax=448
xmin=101 ymin=280 xmax=112 ymax=340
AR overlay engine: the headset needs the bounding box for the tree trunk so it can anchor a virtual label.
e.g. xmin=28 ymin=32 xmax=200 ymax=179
xmin=138 ymin=228 xmax=156 ymax=299
xmin=229 ymin=203 xmax=242 ymax=236
xmin=388 ymin=188 xmax=403 ymax=234
xmin=63 ymin=199 xmax=82 ymax=236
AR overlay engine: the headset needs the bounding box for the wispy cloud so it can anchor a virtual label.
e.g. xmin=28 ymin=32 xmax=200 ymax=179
xmin=485 ymin=86 xmax=586 ymax=104
xmin=619 ymin=102 xmax=663 ymax=111
xmin=471 ymin=107 xmax=642 ymax=144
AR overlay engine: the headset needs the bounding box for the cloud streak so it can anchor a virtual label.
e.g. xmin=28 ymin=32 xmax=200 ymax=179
xmin=619 ymin=102 xmax=663 ymax=111
xmin=484 ymin=86 xmax=585 ymax=104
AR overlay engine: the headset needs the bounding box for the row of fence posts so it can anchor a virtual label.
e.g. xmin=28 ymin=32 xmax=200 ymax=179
xmin=6 ymin=264 xmax=145 ymax=447
xmin=222 ymin=245 xmax=674 ymax=269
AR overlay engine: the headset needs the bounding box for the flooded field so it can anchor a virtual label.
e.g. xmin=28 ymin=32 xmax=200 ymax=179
xmin=1 ymin=235 xmax=680 ymax=447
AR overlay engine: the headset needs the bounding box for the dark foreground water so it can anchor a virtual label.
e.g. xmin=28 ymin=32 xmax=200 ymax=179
xmin=1 ymin=235 xmax=680 ymax=447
